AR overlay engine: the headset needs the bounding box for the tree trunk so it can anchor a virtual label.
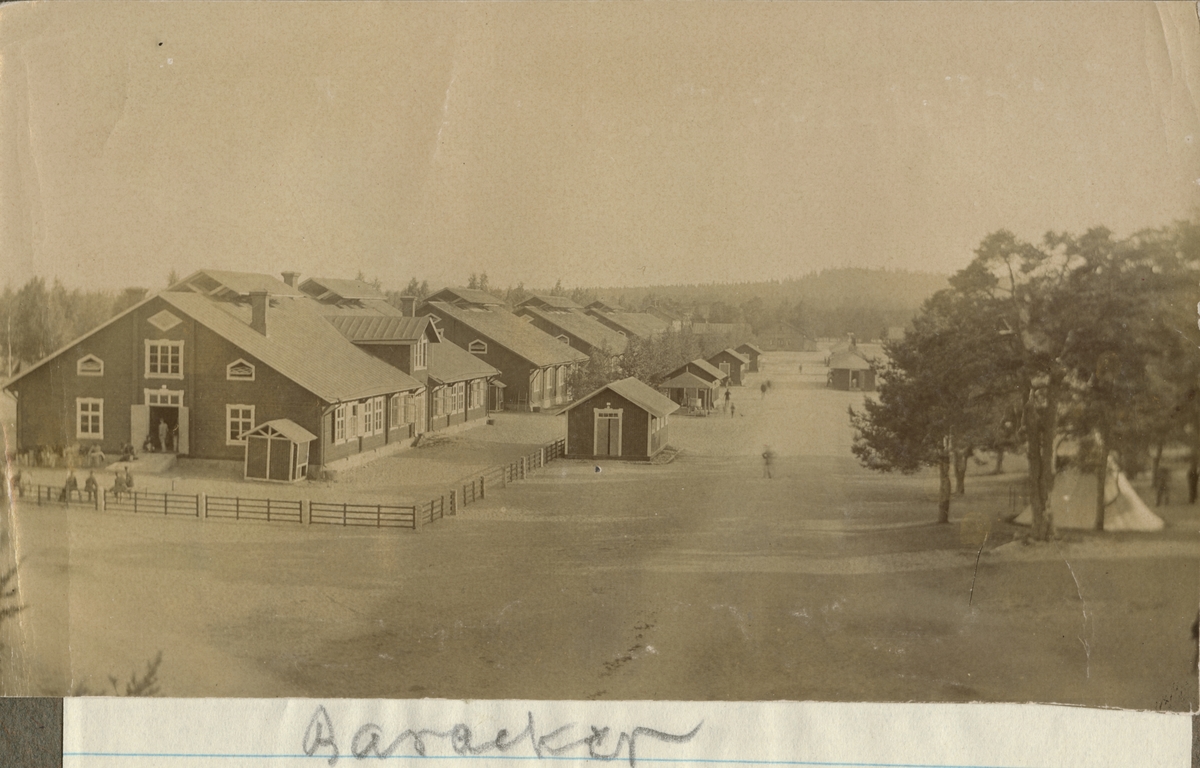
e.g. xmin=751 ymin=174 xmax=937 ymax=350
xmin=953 ymin=450 xmax=969 ymax=495
xmin=1024 ymin=385 xmax=1056 ymax=541
xmin=1094 ymin=433 xmax=1107 ymax=532
xmin=1151 ymin=442 xmax=1164 ymax=486
xmin=938 ymin=453 xmax=952 ymax=524
xmin=992 ymin=449 xmax=1005 ymax=475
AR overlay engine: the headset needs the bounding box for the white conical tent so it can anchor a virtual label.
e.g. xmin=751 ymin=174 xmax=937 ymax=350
xmin=1014 ymin=458 xmax=1164 ymax=532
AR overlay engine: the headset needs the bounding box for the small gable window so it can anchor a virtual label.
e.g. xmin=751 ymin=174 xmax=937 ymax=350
xmin=77 ymin=354 xmax=104 ymax=377
xmin=468 ymin=340 xmax=487 ymax=355
xmin=556 ymin=335 xmax=570 ymax=344
xmin=226 ymin=359 xmax=256 ymax=381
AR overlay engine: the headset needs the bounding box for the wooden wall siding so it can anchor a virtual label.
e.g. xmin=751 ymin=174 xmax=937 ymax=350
xmin=565 ymin=390 xmax=653 ymax=460
xmin=828 ymin=368 xmax=876 ymax=392
xmin=428 ymin=313 xmax=538 ymax=409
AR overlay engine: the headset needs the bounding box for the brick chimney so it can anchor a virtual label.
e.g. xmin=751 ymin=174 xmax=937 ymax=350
xmin=281 ymin=271 xmax=299 ymax=287
xmin=399 ymin=296 xmax=417 ymax=317
xmin=250 ymin=291 xmax=269 ymax=335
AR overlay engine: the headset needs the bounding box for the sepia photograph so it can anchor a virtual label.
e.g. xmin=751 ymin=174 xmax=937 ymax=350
xmin=0 ymin=1 xmax=1197 ymax=714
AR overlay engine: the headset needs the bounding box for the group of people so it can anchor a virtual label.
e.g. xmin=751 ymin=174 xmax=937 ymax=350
xmin=56 ymin=467 xmax=134 ymax=503
xmin=143 ymin=419 xmax=178 ymax=454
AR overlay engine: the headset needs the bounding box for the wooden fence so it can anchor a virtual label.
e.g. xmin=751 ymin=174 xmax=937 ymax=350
xmin=310 ymin=501 xmax=417 ymax=529
xmin=206 ymin=496 xmax=302 ymax=524
xmin=21 ymin=436 xmax=569 ymax=533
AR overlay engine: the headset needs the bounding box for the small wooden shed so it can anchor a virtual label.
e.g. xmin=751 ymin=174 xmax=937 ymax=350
xmin=706 ymin=348 xmax=750 ymax=386
xmin=827 ymin=350 xmax=875 ymax=391
xmin=735 ymin=342 xmax=764 ymax=373
xmin=560 ymin=377 xmax=680 ymax=461
xmin=659 ymin=370 xmax=719 ymax=413
xmin=243 ymin=419 xmax=317 ymax=482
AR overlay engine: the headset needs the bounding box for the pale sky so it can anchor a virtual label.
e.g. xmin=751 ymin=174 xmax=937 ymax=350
xmin=2 ymin=2 xmax=1198 ymax=292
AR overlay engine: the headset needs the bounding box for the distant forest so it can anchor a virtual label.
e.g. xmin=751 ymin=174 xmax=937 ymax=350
xmin=0 ymin=267 xmax=948 ymax=376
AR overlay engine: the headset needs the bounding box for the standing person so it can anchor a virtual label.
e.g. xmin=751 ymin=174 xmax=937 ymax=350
xmin=112 ymin=471 xmax=126 ymax=501
xmin=60 ymin=470 xmax=79 ymax=503
xmin=157 ymin=419 xmax=168 ymax=453
xmin=1154 ymin=466 xmax=1171 ymax=507
xmin=723 ymin=389 xmax=731 ymax=414
xmin=170 ymin=423 xmax=179 ymax=453
xmin=762 ymin=446 xmax=775 ymax=479
xmin=124 ymin=467 xmax=135 ymax=495
xmin=760 ymin=382 xmax=768 ymax=399
xmin=730 ymin=403 xmax=736 ymax=418
xmin=1187 ymin=464 xmax=1198 ymax=505
xmin=84 ymin=471 xmax=99 ymax=503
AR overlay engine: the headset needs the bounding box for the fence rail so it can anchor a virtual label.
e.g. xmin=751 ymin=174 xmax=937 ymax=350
xmin=22 ymin=436 xmax=569 ymax=533
xmin=206 ymin=495 xmax=302 ymax=524
xmin=104 ymin=490 xmax=200 ymax=517
xmin=310 ymin=501 xmax=416 ymax=529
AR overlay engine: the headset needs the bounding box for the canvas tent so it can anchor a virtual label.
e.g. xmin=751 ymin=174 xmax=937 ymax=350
xmin=1014 ymin=460 xmax=1163 ymax=531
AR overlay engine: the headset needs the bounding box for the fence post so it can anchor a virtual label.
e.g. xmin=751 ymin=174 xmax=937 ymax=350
xmin=99 ymin=489 xmax=105 ymax=512
xmin=266 ymin=497 xmax=272 ymax=523
xmin=480 ymin=476 xmax=485 ymax=500
xmin=302 ymin=499 xmax=310 ymax=526
xmin=133 ymin=492 xmax=138 ymax=515
xmin=449 ymin=490 xmax=456 ymax=516
xmin=37 ymin=486 xmax=41 ymax=507
xmin=343 ymin=502 xmax=348 ymax=526
xmin=377 ymin=505 xmax=382 ymax=528
xmin=163 ymin=492 xmax=169 ymax=516
xmin=198 ymin=492 xmax=206 ymax=519
xmin=520 ymin=457 xmax=525 ymax=480
xmin=235 ymin=497 xmax=241 ymax=521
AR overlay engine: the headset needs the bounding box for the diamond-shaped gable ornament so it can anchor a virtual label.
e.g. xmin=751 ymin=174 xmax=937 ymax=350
xmin=147 ymin=310 xmax=182 ymax=332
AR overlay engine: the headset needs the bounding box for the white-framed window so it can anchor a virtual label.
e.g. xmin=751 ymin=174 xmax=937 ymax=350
xmin=531 ymin=369 xmax=543 ymax=396
xmin=454 ymin=382 xmax=465 ymax=413
xmin=76 ymin=398 xmax=103 ymax=439
xmin=404 ymin=393 xmax=417 ymax=424
xmin=226 ymin=359 xmax=255 ymax=381
xmin=226 ymin=404 xmax=254 ymax=445
xmin=469 ymin=340 xmax=487 ymax=355
xmin=145 ymin=340 xmax=184 ymax=379
xmin=334 ymin=404 xmax=346 ymax=443
xmin=145 ymin=389 xmax=183 ymax=406
xmin=76 ymin=354 xmax=104 ymax=377
xmin=373 ymin=396 xmax=385 ymax=433
xmin=433 ymin=387 xmax=445 ymax=417
xmin=414 ymin=337 xmax=428 ymax=369
xmin=390 ymin=394 xmax=401 ymax=427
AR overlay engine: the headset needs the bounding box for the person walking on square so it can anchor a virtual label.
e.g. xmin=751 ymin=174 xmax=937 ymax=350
xmin=1154 ymin=466 xmax=1171 ymax=507
xmin=762 ymin=446 xmax=775 ymax=479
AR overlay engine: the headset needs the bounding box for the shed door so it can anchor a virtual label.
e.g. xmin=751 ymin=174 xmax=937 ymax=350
xmin=269 ymin=437 xmax=291 ymax=480
xmin=246 ymin=435 xmax=269 ymax=479
xmin=593 ymin=408 xmax=622 ymax=457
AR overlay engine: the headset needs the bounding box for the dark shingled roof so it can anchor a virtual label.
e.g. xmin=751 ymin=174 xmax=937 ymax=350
xmin=160 ymin=293 xmax=423 ymax=402
xmin=325 ymin=315 xmax=436 ymax=343
xmin=427 ymin=342 xmax=500 ymax=385
xmin=423 ymin=301 xmax=588 ymax=368
xmin=736 ymin=342 xmax=764 ymax=355
xmin=658 ymin=371 xmax=716 ymax=391
xmin=299 ymin=277 xmax=386 ymax=301
xmin=664 ymin=358 xmax=726 ymax=383
xmin=710 ymin=348 xmax=750 ymax=364
xmin=516 ymin=306 xmax=629 ymax=355
xmin=559 ymin=377 xmax=680 ymax=418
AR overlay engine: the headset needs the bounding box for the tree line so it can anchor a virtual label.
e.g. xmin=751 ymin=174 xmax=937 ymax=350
xmin=850 ymin=221 xmax=1199 ymax=539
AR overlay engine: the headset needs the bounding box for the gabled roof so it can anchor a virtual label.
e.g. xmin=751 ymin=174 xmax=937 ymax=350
xmin=427 ymin=342 xmax=500 ymax=385
xmin=710 ymin=348 xmax=750 ymax=364
xmin=587 ymin=309 xmax=671 ymax=339
xmin=308 ymin=297 xmax=406 ymax=317
xmin=244 ymin=418 xmax=318 ymax=443
xmin=664 ymin=358 xmax=726 ymax=382
xmin=426 ymin=287 xmax=506 ymax=307
xmin=423 ymin=301 xmax=588 ymax=368
xmin=325 ymin=315 xmax=438 ymax=344
xmin=559 ymin=377 xmax=680 ymax=418
xmin=586 ymin=300 xmax=619 ymax=312
xmin=736 ymin=342 xmax=764 ymax=355
xmin=172 ymin=270 xmax=304 ymax=298
xmin=516 ymin=306 xmax=629 ymax=355
xmin=828 ymin=350 xmax=873 ymax=370
xmin=658 ymin=371 xmax=717 ymax=391
xmin=160 ymin=293 xmax=423 ymax=402
xmin=518 ymin=294 xmax=582 ymax=310
xmin=299 ymin=277 xmax=385 ymax=301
